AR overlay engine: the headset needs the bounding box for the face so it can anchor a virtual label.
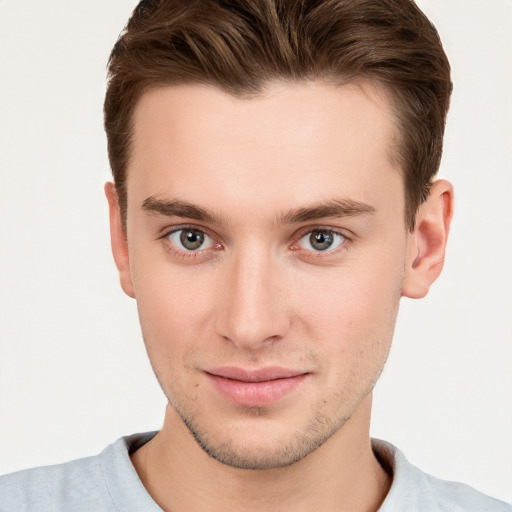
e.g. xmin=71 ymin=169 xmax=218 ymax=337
xmin=120 ymin=81 xmax=411 ymax=469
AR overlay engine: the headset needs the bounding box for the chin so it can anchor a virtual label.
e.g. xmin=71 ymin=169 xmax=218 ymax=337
xmin=177 ymin=404 xmax=348 ymax=471
xmin=192 ymin=434 xmax=321 ymax=470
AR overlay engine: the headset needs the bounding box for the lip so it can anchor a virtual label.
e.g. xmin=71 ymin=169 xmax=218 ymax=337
xmin=204 ymin=366 xmax=308 ymax=407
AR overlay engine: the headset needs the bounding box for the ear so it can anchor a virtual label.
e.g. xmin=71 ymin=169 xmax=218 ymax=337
xmin=402 ymin=179 xmax=454 ymax=299
xmin=104 ymin=182 xmax=135 ymax=298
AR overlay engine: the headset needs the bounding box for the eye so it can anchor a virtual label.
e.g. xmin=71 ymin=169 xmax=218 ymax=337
xmin=297 ymin=229 xmax=345 ymax=252
xmin=167 ymin=228 xmax=215 ymax=251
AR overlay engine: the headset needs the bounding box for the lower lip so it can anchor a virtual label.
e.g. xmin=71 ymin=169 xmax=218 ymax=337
xmin=206 ymin=373 xmax=307 ymax=407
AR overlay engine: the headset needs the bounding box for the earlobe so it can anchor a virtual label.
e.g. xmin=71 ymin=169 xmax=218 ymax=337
xmin=104 ymin=182 xmax=135 ymax=298
xmin=402 ymin=179 xmax=454 ymax=299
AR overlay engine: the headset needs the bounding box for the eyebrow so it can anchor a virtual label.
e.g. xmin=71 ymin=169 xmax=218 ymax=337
xmin=278 ymin=199 xmax=376 ymax=224
xmin=141 ymin=196 xmax=222 ymax=224
xmin=141 ymin=196 xmax=376 ymax=225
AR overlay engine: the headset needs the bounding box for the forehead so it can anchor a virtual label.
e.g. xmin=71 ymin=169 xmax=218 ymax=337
xmin=128 ymin=81 xmax=402 ymax=218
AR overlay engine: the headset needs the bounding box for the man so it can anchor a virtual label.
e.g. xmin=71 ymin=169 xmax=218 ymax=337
xmin=0 ymin=0 xmax=509 ymax=511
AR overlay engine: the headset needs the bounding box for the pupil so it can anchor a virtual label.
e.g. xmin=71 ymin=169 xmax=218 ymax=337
xmin=180 ymin=230 xmax=204 ymax=250
xmin=310 ymin=230 xmax=333 ymax=251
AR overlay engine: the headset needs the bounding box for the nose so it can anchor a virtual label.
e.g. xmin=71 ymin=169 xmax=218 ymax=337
xmin=215 ymin=247 xmax=291 ymax=351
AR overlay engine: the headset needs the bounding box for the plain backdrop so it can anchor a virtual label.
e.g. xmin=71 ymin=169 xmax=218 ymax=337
xmin=0 ymin=0 xmax=511 ymax=504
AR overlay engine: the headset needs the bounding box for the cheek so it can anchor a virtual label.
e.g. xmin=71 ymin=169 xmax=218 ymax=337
xmin=294 ymin=254 xmax=404 ymax=361
xmin=130 ymin=257 xmax=217 ymax=357
xmin=303 ymin=275 xmax=400 ymax=403
xmin=132 ymin=269 xmax=214 ymax=403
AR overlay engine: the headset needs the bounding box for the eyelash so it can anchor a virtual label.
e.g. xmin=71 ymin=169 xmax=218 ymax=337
xmin=159 ymin=224 xmax=352 ymax=261
xmin=292 ymin=227 xmax=350 ymax=256
xmin=160 ymin=225 xmax=221 ymax=261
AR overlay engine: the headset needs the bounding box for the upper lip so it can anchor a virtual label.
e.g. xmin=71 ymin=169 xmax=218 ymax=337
xmin=205 ymin=366 xmax=307 ymax=382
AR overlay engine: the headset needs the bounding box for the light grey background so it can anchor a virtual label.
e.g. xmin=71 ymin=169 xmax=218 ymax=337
xmin=0 ymin=0 xmax=511 ymax=503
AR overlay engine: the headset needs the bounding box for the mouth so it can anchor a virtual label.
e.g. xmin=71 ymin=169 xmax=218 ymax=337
xmin=204 ymin=366 xmax=309 ymax=407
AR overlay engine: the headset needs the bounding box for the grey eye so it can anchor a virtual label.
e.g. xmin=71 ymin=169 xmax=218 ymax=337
xmin=168 ymin=229 xmax=213 ymax=251
xmin=180 ymin=229 xmax=204 ymax=250
xmin=298 ymin=229 xmax=345 ymax=252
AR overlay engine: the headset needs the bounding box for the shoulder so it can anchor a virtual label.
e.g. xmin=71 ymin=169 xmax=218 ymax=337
xmin=0 ymin=432 xmax=159 ymax=512
xmin=0 ymin=453 xmax=109 ymax=512
xmin=373 ymin=439 xmax=511 ymax=512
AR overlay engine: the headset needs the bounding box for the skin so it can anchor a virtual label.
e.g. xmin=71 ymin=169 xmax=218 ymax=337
xmin=106 ymin=81 xmax=453 ymax=512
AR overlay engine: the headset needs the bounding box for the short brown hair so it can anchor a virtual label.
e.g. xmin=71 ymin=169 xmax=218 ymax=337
xmin=104 ymin=0 xmax=452 ymax=231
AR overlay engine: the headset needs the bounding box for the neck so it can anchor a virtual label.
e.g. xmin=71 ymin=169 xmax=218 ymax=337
xmin=131 ymin=394 xmax=390 ymax=512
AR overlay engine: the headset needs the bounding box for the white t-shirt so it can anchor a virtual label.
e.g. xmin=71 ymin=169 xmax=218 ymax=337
xmin=0 ymin=432 xmax=509 ymax=511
